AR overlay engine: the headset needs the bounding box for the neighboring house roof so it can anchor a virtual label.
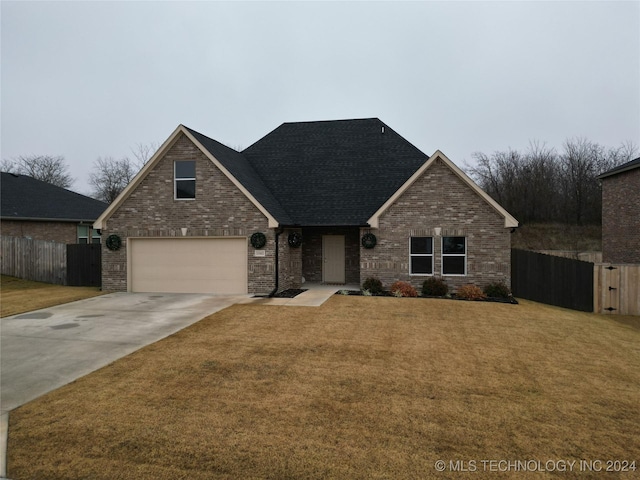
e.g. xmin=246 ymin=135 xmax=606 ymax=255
xmin=95 ymin=118 xmax=519 ymax=229
xmin=598 ymin=156 xmax=640 ymax=179
xmin=1 ymin=172 xmax=108 ymax=222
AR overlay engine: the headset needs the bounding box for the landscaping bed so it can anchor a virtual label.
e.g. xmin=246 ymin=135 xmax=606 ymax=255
xmin=335 ymin=289 xmax=519 ymax=304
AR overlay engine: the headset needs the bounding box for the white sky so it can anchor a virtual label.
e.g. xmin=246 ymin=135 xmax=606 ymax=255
xmin=2 ymin=0 xmax=639 ymax=195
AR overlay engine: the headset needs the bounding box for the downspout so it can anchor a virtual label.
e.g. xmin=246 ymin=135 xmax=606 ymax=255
xmin=268 ymin=227 xmax=282 ymax=297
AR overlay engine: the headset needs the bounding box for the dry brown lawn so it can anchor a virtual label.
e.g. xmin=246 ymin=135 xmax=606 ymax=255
xmin=7 ymin=296 xmax=640 ymax=479
xmin=0 ymin=275 xmax=105 ymax=317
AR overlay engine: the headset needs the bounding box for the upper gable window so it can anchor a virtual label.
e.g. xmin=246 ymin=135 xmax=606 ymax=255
xmin=175 ymin=161 xmax=196 ymax=199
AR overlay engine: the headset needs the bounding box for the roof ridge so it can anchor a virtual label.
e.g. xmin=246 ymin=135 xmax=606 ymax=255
xmin=281 ymin=117 xmax=381 ymax=125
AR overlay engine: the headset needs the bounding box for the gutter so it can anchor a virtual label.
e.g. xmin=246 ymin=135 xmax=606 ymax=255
xmin=268 ymin=228 xmax=282 ymax=297
xmin=0 ymin=216 xmax=99 ymax=223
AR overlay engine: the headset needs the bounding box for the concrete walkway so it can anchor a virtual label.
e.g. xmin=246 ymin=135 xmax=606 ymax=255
xmin=252 ymin=283 xmax=359 ymax=307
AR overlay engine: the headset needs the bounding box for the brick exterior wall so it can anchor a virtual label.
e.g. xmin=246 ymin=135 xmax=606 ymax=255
xmin=278 ymin=228 xmax=303 ymax=291
xmin=360 ymin=158 xmax=512 ymax=292
xmin=602 ymin=167 xmax=640 ymax=263
xmin=1 ymin=220 xmax=80 ymax=244
xmin=101 ymin=133 xmax=275 ymax=294
xmin=302 ymin=226 xmax=360 ymax=284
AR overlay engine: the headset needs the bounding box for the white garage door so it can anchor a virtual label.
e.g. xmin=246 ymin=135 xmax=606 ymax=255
xmin=129 ymin=237 xmax=247 ymax=294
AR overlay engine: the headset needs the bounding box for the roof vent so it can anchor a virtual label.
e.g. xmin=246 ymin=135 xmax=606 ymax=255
xmin=381 ymin=126 xmax=385 ymax=134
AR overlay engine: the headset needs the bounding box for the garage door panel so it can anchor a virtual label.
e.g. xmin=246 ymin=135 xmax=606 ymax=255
xmin=130 ymin=238 xmax=247 ymax=294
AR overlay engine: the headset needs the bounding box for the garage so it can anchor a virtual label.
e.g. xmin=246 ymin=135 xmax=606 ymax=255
xmin=129 ymin=237 xmax=247 ymax=294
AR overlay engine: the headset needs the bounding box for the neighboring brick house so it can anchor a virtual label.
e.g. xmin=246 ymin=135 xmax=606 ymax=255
xmin=598 ymin=157 xmax=640 ymax=263
xmin=1 ymin=172 xmax=108 ymax=244
xmin=94 ymin=118 xmax=518 ymax=295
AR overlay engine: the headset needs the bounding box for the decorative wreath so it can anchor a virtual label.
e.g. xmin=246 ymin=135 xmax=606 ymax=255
xmin=361 ymin=232 xmax=377 ymax=249
xmin=288 ymin=232 xmax=303 ymax=248
xmin=250 ymin=232 xmax=267 ymax=249
xmin=106 ymin=234 xmax=122 ymax=251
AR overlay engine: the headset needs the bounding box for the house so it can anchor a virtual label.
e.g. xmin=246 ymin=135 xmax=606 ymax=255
xmin=598 ymin=156 xmax=640 ymax=263
xmin=1 ymin=172 xmax=108 ymax=244
xmin=94 ymin=118 xmax=518 ymax=295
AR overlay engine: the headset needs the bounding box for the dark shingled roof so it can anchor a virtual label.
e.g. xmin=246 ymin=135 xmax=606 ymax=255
xmin=184 ymin=127 xmax=293 ymax=224
xmin=598 ymin=156 xmax=640 ymax=179
xmin=1 ymin=172 xmax=108 ymax=221
xmin=240 ymin=118 xmax=429 ymax=225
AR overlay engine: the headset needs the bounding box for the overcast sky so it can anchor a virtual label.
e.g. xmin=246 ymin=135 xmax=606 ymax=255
xmin=2 ymin=0 xmax=639 ymax=195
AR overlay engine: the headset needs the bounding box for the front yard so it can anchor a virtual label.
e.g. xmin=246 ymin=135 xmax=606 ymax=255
xmin=7 ymin=296 xmax=640 ymax=479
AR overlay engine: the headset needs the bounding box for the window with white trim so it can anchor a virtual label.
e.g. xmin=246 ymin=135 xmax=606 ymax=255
xmin=442 ymin=236 xmax=466 ymax=275
xmin=92 ymin=229 xmax=101 ymax=244
xmin=410 ymin=237 xmax=433 ymax=275
xmin=175 ymin=161 xmax=196 ymax=199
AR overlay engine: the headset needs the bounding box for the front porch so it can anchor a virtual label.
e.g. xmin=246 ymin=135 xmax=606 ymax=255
xmin=301 ymin=226 xmax=361 ymax=285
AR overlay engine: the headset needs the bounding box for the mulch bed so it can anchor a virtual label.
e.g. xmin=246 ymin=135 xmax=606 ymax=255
xmin=335 ymin=290 xmax=518 ymax=304
xmin=271 ymin=288 xmax=308 ymax=298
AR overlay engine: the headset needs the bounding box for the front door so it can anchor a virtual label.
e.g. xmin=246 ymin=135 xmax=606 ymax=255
xmin=322 ymin=235 xmax=345 ymax=284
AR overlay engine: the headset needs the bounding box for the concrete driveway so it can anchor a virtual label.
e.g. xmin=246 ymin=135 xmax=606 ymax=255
xmin=0 ymin=292 xmax=250 ymax=415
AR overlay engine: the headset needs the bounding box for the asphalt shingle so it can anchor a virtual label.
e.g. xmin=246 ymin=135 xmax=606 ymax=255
xmin=1 ymin=173 xmax=107 ymax=221
xmin=241 ymin=118 xmax=429 ymax=225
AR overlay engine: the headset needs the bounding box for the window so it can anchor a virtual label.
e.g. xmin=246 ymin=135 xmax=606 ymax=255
xmin=442 ymin=236 xmax=466 ymax=275
xmin=77 ymin=225 xmax=89 ymax=244
xmin=175 ymin=161 xmax=196 ymax=199
xmin=78 ymin=225 xmax=101 ymax=244
xmin=410 ymin=237 xmax=433 ymax=275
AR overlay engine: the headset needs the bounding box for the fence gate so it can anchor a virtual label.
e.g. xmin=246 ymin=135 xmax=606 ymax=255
xmin=594 ymin=264 xmax=640 ymax=315
xmin=67 ymin=244 xmax=101 ymax=287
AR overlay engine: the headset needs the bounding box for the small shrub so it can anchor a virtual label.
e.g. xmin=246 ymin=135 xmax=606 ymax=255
xmin=483 ymin=282 xmax=511 ymax=298
xmin=422 ymin=277 xmax=449 ymax=297
xmin=362 ymin=289 xmax=372 ymax=296
xmin=339 ymin=289 xmax=350 ymax=296
xmin=456 ymin=284 xmax=487 ymax=301
xmin=390 ymin=281 xmax=418 ymax=298
xmin=362 ymin=277 xmax=384 ymax=295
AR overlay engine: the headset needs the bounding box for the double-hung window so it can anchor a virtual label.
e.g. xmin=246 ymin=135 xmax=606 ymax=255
xmin=175 ymin=161 xmax=196 ymax=199
xmin=442 ymin=236 xmax=466 ymax=275
xmin=410 ymin=237 xmax=433 ymax=275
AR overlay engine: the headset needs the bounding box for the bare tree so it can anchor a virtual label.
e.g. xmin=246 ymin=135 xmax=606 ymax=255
xmin=467 ymin=138 xmax=636 ymax=225
xmin=89 ymin=157 xmax=136 ymax=204
xmin=130 ymin=142 xmax=159 ymax=171
xmin=2 ymin=155 xmax=74 ymax=188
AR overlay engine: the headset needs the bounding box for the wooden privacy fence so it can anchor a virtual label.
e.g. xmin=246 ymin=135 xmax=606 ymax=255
xmin=594 ymin=264 xmax=640 ymax=316
xmin=511 ymin=249 xmax=594 ymax=312
xmin=1 ymin=236 xmax=102 ymax=287
xmin=1 ymin=236 xmax=66 ymax=284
